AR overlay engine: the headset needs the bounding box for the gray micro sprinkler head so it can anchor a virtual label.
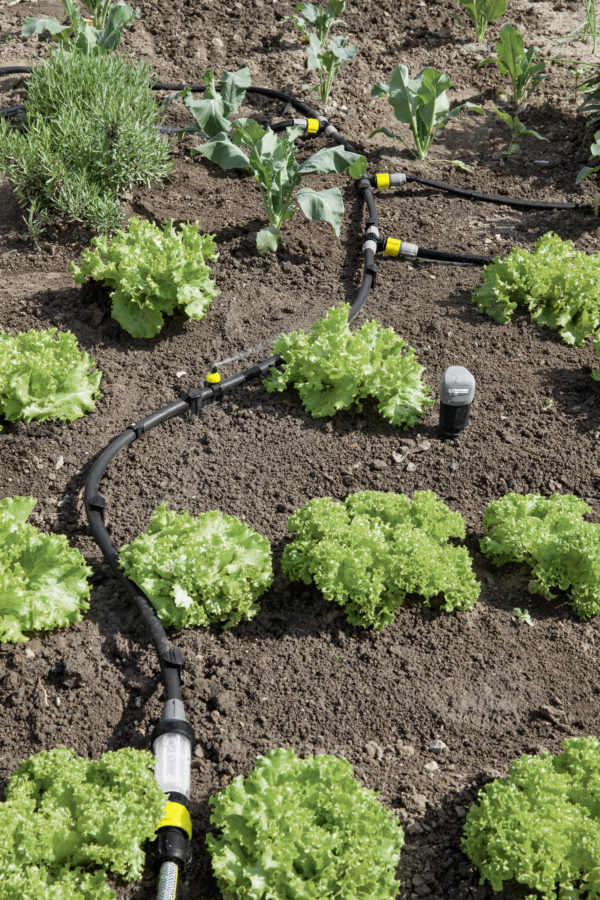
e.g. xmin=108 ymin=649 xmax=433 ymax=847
xmin=439 ymin=366 xmax=475 ymax=440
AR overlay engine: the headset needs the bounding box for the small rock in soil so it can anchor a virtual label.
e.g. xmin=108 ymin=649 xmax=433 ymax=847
xmin=392 ymin=451 xmax=406 ymax=464
xmin=370 ymin=459 xmax=387 ymax=470
xmin=406 ymin=461 xmax=416 ymax=472
xmin=424 ymin=760 xmax=439 ymax=772
xmin=429 ymin=739 xmax=447 ymax=753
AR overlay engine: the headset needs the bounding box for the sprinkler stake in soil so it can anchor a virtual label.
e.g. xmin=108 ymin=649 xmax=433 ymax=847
xmin=439 ymin=366 xmax=475 ymax=440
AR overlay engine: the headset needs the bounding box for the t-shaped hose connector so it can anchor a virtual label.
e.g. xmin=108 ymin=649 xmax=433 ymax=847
xmin=439 ymin=366 xmax=475 ymax=440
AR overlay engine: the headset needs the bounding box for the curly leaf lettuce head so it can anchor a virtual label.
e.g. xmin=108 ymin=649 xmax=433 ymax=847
xmin=119 ymin=503 xmax=273 ymax=629
xmin=481 ymin=492 xmax=600 ymax=620
xmin=207 ymin=747 xmax=404 ymax=899
xmin=463 ymin=737 xmax=600 ymax=899
xmin=283 ymin=490 xmax=480 ymax=628
xmin=265 ymin=303 xmax=432 ymax=427
xmin=0 ymin=328 xmax=102 ymax=428
xmin=0 ymin=746 xmax=166 ymax=900
xmin=0 ymin=496 xmax=92 ymax=642
xmin=71 ymin=217 xmax=219 ymax=338
xmin=473 ymin=233 xmax=600 ymax=355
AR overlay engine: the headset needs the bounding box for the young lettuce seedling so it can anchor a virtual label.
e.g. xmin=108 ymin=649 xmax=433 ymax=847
xmin=22 ymin=0 xmax=138 ymax=54
xmin=371 ymin=65 xmax=483 ymax=160
xmin=284 ymin=0 xmax=357 ymax=104
xmin=480 ymin=23 xmax=547 ymax=106
xmin=491 ymin=104 xmax=548 ymax=160
xmin=194 ymin=120 xmax=366 ymax=254
xmin=454 ymin=0 xmax=506 ymax=43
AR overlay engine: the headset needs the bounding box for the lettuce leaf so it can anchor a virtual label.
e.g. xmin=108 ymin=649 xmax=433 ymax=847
xmin=0 ymin=496 xmax=92 ymax=642
xmin=0 ymin=328 xmax=102 ymax=428
xmin=119 ymin=503 xmax=273 ymax=628
xmin=463 ymin=737 xmax=600 ymax=899
xmin=283 ymin=490 xmax=480 ymax=628
xmin=481 ymin=492 xmax=600 ymax=620
xmin=472 ymin=232 xmax=600 ymax=357
xmin=207 ymin=747 xmax=404 ymax=899
xmin=0 ymin=746 xmax=166 ymax=900
xmin=264 ymin=303 xmax=433 ymax=426
xmin=71 ymin=217 xmax=219 ymax=338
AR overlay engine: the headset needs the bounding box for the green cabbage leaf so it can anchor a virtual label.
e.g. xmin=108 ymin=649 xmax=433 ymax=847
xmin=0 ymin=496 xmax=92 ymax=642
xmin=0 ymin=746 xmax=166 ymax=900
xmin=264 ymin=303 xmax=433 ymax=427
xmin=207 ymin=747 xmax=404 ymax=899
xmin=283 ymin=490 xmax=480 ymax=628
xmin=0 ymin=328 xmax=101 ymax=428
xmin=71 ymin=217 xmax=219 ymax=338
xmin=119 ymin=503 xmax=273 ymax=628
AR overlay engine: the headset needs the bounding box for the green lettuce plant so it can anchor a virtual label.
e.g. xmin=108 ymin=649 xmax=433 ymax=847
xmin=0 ymin=746 xmax=166 ymax=900
xmin=480 ymin=23 xmax=547 ymax=105
xmin=22 ymin=0 xmax=138 ymax=55
xmin=481 ymin=492 xmax=600 ymax=620
xmin=284 ymin=1 xmax=358 ymax=104
xmin=119 ymin=503 xmax=273 ymax=629
xmin=283 ymin=490 xmax=480 ymax=628
xmin=71 ymin=217 xmax=218 ymax=338
xmin=371 ymin=64 xmax=482 ymax=159
xmin=0 ymin=496 xmax=92 ymax=643
xmin=472 ymin=232 xmax=600 ymax=375
xmin=463 ymin=737 xmax=600 ymax=899
xmin=0 ymin=50 xmax=171 ymax=236
xmin=194 ymin=118 xmax=365 ymax=254
xmin=207 ymin=747 xmax=404 ymax=899
xmin=454 ymin=0 xmax=506 ymax=43
xmin=264 ymin=303 xmax=433 ymax=426
xmin=0 ymin=328 xmax=102 ymax=427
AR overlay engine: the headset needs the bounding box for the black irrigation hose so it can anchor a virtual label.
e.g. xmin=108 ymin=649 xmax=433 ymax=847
xmin=416 ymin=247 xmax=494 ymax=265
xmin=404 ymin=172 xmax=594 ymax=211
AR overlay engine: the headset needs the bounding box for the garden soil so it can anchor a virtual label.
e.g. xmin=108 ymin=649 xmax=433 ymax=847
xmin=1 ymin=0 xmax=600 ymax=897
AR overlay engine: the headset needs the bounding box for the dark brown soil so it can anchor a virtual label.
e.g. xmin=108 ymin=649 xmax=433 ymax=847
xmin=1 ymin=1 xmax=600 ymax=897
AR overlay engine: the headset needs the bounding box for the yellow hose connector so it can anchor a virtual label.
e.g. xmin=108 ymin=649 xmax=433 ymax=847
xmin=384 ymin=238 xmax=401 ymax=257
xmin=206 ymin=370 xmax=221 ymax=384
xmin=306 ymin=118 xmax=320 ymax=134
xmin=157 ymin=801 xmax=193 ymax=840
xmin=375 ymin=173 xmax=391 ymax=189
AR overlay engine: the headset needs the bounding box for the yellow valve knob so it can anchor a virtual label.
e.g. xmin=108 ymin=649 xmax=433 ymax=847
xmin=375 ymin=173 xmax=391 ymax=189
xmin=157 ymin=802 xmax=192 ymax=840
xmin=206 ymin=371 xmax=221 ymax=384
xmin=306 ymin=118 xmax=320 ymax=134
xmin=384 ymin=238 xmax=401 ymax=257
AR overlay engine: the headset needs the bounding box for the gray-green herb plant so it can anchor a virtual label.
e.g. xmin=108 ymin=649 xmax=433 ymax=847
xmin=0 ymin=50 xmax=171 ymax=236
xmin=22 ymin=0 xmax=138 ymax=55
xmin=455 ymin=0 xmax=506 ymax=43
xmin=491 ymin=104 xmax=548 ymax=159
xmin=371 ymin=64 xmax=483 ymax=159
xmin=284 ymin=1 xmax=357 ymax=105
xmin=194 ymin=119 xmax=366 ymax=254
xmin=480 ymin=23 xmax=548 ymax=106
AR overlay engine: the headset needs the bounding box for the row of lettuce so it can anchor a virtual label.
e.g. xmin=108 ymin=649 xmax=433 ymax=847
xmin=2 ymin=487 xmax=600 ymax=643
xmin=1 ymin=228 xmax=600 ymax=438
xmin=4 ymin=705 xmax=600 ymax=899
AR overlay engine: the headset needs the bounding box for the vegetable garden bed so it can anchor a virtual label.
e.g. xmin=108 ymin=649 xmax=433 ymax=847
xmin=1 ymin=0 xmax=600 ymax=897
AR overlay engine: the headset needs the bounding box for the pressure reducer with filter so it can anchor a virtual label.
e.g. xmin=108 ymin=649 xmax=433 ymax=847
xmin=439 ymin=366 xmax=476 ymax=440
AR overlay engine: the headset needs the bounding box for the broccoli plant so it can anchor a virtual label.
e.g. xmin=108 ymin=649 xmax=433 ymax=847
xmin=491 ymin=104 xmax=548 ymax=160
xmin=182 ymin=67 xmax=251 ymax=138
xmin=264 ymin=303 xmax=433 ymax=426
xmin=194 ymin=119 xmax=365 ymax=253
xmin=207 ymin=748 xmax=404 ymax=899
xmin=454 ymin=0 xmax=506 ymax=43
xmin=371 ymin=64 xmax=482 ymax=159
xmin=481 ymin=492 xmax=600 ymax=620
xmin=480 ymin=23 xmax=547 ymax=106
xmin=283 ymin=490 xmax=480 ymax=628
xmin=284 ymin=1 xmax=357 ymax=104
xmin=22 ymin=0 xmax=138 ymax=55
xmin=463 ymin=737 xmax=600 ymax=899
